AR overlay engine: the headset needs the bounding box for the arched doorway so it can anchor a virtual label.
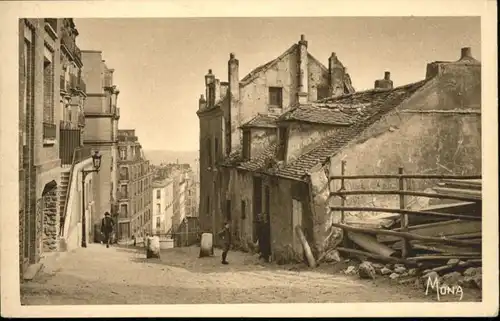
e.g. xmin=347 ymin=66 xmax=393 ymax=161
xmin=41 ymin=180 xmax=58 ymax=253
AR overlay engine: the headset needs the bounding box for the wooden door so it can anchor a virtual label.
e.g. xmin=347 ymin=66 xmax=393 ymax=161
xmin=292 ymin=199 xmax=303 ymax=256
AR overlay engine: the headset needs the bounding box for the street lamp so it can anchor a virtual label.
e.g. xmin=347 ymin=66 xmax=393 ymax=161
xmin=81 ymin=150 xmax=102 ymax=248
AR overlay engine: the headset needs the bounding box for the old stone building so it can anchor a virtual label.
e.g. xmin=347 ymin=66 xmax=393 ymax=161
xmin=197 ymin=34 xmax=355 ymax=242
xmin=116 ymin=129 xmax=153 ymax=240
xmin=198 ymin=39 xmax=482 ymax=263
xmin=81 ymin=50 xmax=121 ymax=240
xmin=19 ymin=18 xmax=98 ymax=279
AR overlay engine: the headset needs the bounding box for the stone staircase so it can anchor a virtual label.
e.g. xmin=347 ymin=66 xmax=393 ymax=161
xmin=60 ymin=170 xmax=71 ymax=221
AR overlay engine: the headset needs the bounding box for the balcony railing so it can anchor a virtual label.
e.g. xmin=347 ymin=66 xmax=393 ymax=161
xmin=61 ymin=30 xmax=82 ymax=63
xmin=59 ymin=127 xmax=81 ymax=165
xmin=43 ymin=122 xmax=57 ymax=140
xmin=118 ymin=135 xmax=138 ymax=142
xmin=45 ymin=18 xmax=58 ymax=32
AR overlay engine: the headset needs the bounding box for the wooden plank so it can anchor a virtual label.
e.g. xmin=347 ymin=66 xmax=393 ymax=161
xmin=336 ymin=247 xmax=419 ymax=266
xmin=347 ymin=232 xmax=397 ymax=257
xmin=432 ymin=187 xmax=482 ymax=200
xmin=391 ymin=240 xmax=481 ymax=255
xmin=331 ymin=222 xmax=480 ymax=246
xmin=439 ymin=179 xmax=482 ymax=190
xmin=377 ymin=220 xmax=481 ymax=243
xmin=329 ymin=206 xmax=480 ymax=221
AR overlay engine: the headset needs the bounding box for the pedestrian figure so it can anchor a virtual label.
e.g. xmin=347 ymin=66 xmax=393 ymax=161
xmin=217 ymin=221 xmax=231 ymax=265
xmin=258 ymin=213 xmax=271 ymax=263
xmin=101 ymin=212 xmax=114 ymax=248
xmin=132 ymin=235 xmax=136 ymax=247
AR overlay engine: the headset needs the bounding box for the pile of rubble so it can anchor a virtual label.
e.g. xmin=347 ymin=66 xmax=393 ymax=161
xmin=341 ymin=258 xmax=482 ymax=290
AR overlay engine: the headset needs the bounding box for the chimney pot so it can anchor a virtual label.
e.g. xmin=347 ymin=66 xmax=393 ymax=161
xmin=384 ymin=71 xmax=391 ymax=80
xmin=208 ymin=69 xmax=213 ymax=74
xmin=199 ymin=94 xmax=205 ymax=101
xmin=300 ymin=34 xmax=305 ymax=41
xmin=461 ymin=47 xmax=472 ymax=59
xmin=230 ymin=53 xmax=235 ymax=59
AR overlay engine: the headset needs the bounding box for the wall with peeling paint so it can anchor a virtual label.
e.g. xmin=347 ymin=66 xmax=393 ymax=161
xmin=286 ymin=123 xmax=340 ymax=164
xmin=249 ymin=127 xmax=277 ymax=158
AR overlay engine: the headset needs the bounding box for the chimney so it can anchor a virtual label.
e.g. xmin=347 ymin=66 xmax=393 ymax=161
xmin=328 ymin=52 xmax=345 ymax=97
xmin=214 ymin=79 xmax=221 ymax=104
xmin=204 ymin=69 xmax=215 ymax=108
xmin=220 ymin=81 xmax=229 ymax=99
xmin=228 ymin=53 xmax=240 ymax=155
xmin=460 ymin=47 xmax=472 ymax=60
xmin=374 ymin=71 xmax=393 ymax=90
xmin=198 ymin=94 xmax=206 ymax=110
xmin=297 ymin=34 xmax=309 ymax=104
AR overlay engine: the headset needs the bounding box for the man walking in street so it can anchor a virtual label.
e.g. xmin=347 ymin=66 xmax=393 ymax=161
xmin=217 ymin=221 xmax=231 ymax=265
xmin=101 ymin=212 xmax=114 ymax=248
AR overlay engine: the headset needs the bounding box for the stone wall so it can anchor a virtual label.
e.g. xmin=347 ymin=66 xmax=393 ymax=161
xmin=43 ymin=187 xmax=59 ymax=252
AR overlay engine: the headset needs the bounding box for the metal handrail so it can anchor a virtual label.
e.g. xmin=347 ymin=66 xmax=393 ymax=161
xmin=59 ymin=147 xmax=92 ymax=236
xmin=329 ymin=174 xmax=481 ymax=180
xmin=330 ymin=189 xmax=481 ymax=203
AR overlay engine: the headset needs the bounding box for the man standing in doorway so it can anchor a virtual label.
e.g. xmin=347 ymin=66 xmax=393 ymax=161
xmin=218 ymin=221 xmax=231 ymax=265
xmin=259 ymin=214 xmax=271 ymax=262
xmin=101 ymin=212 xmax=114 ymax=248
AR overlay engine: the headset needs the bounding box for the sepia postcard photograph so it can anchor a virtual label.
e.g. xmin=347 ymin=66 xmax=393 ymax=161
xmin=0 ymin=0 xmax=498 ymax=318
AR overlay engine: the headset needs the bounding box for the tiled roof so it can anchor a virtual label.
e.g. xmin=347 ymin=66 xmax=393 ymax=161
xmin=221 ymin=79 xmax=429 ymax=178
xmin=221 ymin=143 xmax=278 ymax=173
xmin=275 ymin=79 xmax=430 ymax=180
xmin=240 ymin=113 xmax=278 ymax=128
xmin=278 ymin=104 xmax=354 ymax=126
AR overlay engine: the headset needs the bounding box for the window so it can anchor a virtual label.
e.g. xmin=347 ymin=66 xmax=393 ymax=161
xmin=214 ymin=137 xmax=219 ymax=163
xmin=225 ymin=199 xmax=231 ymax=221
xmin=277 ymin=127 xmax=288 ymax=161
xmin=269 ymin=87 xmax=283 ymax=107
xmin=242 ymin=130 xmax=251 ymax=160
xmin=22 ymin=35 xmax=34 ymax=148
xmin=156 ymin=204 xmax=161 ymax=214
xmin=120 ymin=204 xmax=128 ymax=217
xmin=156 ymin=217 xmax=161 ymax=229
xmin=241 ymin=200 xmax=246 ymax=220
xmin=119 ymin=148 xmax=127 ymax=160
xmin=317 ymin=86 xmax=330 ymax=100
xmin=43 ymin=47 xmax=54 ymax=124
xmin=156 ymin=189 xmax=161 ymax=199
xmin=120 ymin=185 xmax=128 ymax=198
xmin=207 ymin=138 xmax=212 ymax=167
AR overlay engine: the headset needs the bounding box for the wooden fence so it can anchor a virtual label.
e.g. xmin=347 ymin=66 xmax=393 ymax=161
xmin=328 ymin=160 xmax=481 ymax=263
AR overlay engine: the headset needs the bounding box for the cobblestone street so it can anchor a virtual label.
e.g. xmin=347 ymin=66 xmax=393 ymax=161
xmin=20 ymin=243 xmax=481 ymax=305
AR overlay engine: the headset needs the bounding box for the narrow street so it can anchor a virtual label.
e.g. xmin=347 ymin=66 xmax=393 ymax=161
xmin=19 ymin=244 xmax=471 ymax=305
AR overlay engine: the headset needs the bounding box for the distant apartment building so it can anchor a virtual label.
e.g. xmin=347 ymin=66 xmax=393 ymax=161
xmin=81 ymin=50 xmax=120 ymax=240
xmin=116 ymin=129 xmax=153 ymax=240
xmin=151 ymin=178 xmax=174 ymax=235
xmin=19 ymin=18 xmax=98 ymax=279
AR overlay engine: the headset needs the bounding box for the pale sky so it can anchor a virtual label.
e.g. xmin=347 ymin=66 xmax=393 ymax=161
xmin=74 ymin=17 xmax=481 ymax=152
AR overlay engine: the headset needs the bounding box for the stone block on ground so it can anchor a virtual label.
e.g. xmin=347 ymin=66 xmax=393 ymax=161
xmin=464 ymin=267 xmax=481 ymax=277
xmin=344 ymin=266 xmax=357 ymax=275
xmin=441 ymin=271 xmax=462 ymax=286
xmin=146 ymin=236 xmax=160 ymax=259
xmin=380 ymin=267 xmax=392 ymax=275
xmin=199 ymin=233 xmax=213 ymax=258
xmin=394 ymin=266 xmax=407 ymax=274
xmin=358 ymin=261 xmax=376 ymax=280
xmin=23 ymin=263 xmax=43 ymax=281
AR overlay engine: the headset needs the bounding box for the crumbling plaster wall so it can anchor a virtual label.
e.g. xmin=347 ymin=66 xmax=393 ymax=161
xmin=309 ymin=68 xmax=481 ymax=254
